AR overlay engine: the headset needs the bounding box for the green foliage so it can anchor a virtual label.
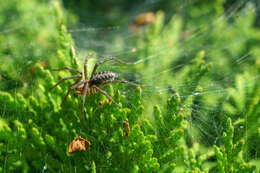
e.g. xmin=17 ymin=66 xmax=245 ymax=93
xmin=0 ymin=0 xmax=76 ymax=91
xmin=131 ymin=11 xmax=182 ymax=107
xmin=184 ymin=149 xmax=212 ymax=173
xmin=0 ymin=54 xmax=159 ymax=172
xmin=141 ymin=93 xmax=186 ymax=172
xmin=214 ymin=118 xmax=256 ymax=173
xmin=223 ymin=72 xmax=260 ymax=158
xmin=0 ymin=0 xmax=260 ymax=172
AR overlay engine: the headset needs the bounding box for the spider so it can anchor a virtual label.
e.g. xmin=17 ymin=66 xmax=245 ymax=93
xmin=50 ymin=54 xmax=140 ymax=119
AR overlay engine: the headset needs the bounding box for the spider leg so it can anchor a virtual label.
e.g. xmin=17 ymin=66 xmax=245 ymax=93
xmin=50 ymin=75 xmax=82 ymax=90
xmin=70 ymin=80 xmax=88 ymax=90
xmin=92 ymin=85 xmax=121 ymax=107
xmin=101 ymin=80 xmax=141 ymax=87
xmin=52 ymin=67 xmax=82 ymax=74
xmin=81 ymin=84 xmax=89 ymax=120
xmin=90 ymin=56 xmax=135 ymax=79
xmin=61 ymin=78 xmax=82 ymax=105
xmin=84 ymin=54 xmax=94 ymax=80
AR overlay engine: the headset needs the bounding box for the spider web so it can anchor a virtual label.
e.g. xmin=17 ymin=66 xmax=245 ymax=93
xmin=66 ymin=0 xmax=260 ymax=170
xmin=0 ymin=0 xmax=260 ymax=172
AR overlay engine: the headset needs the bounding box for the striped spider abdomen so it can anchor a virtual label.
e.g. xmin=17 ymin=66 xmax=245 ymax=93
xmin=90 ymin=71 xmax=119 ymax=86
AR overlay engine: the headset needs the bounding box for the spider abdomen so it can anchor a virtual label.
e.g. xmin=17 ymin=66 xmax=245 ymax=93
xmin=90 ymin=71 xmax=119 ymax=86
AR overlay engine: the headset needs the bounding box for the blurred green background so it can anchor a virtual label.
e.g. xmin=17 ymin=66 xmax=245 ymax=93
xmin=0 ymin=0 xmax=260 ymax=172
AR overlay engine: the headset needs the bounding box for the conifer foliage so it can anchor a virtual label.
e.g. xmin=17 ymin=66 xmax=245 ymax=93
xmin=0 ymin=0 xmax=259 ymax=172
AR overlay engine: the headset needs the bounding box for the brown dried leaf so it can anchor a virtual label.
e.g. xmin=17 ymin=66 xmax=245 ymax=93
xmin=124 ymin=119 xmax=130 ymax=137
xmin=130 ymin=12 xmax=155 ymax=32
xmin=131 ymin=48 xmax=137 ymax=53
xmin=133 ymin=12 xmax=155 ymax=26
xmin=68 ymin=136 xmax=91 ymax=154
